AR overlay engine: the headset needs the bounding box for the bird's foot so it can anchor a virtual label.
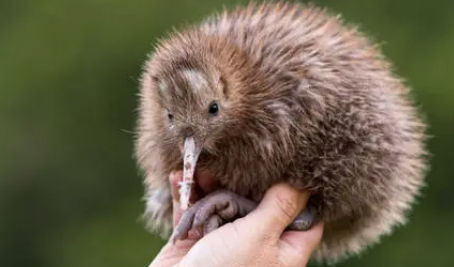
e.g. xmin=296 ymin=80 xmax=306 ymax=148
xmin=286 ymin=204 xmax=317 ymax=231
xmin=171 ymin=190 xmax=317 ymax=242
xmin=171 ymin=190 xmax=257 ymax=242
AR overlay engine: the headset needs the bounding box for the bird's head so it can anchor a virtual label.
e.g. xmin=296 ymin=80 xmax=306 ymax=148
xmin=152 ymin=65 xmax=228 ymax=151
xmin=144 ymin=47 xmax=242 ymax=207
xmin=139 ymin=31 xmax=288 ymax=208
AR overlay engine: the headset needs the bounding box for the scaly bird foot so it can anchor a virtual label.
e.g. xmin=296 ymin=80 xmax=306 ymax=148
xmin=171 ymin=190 xmax=318 ymax=242
xmin=171 ymin=190 xmax=257 ymax=242
xmin=286 ymin=205 xmax=317 ymax=231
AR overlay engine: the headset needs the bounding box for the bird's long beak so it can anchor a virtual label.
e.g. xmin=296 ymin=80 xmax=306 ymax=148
xmin=180 ymin=136 xmax=201 ymax=210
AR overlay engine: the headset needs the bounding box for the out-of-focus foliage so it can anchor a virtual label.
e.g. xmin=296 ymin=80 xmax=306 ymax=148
xmin=0 ymin=0 xmax=453 ymax=266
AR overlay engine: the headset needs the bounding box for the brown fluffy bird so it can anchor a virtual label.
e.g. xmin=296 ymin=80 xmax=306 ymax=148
xmin=136 ymin=2 xmax=427 ymax=263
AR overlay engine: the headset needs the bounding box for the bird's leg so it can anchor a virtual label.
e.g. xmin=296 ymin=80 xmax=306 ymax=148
xmin=171 ymin=190 xmax=257 ymax=242
xmin=171 ymin=190 xmax=318 ymax=242
xmin=286 ymin=204 xmax=317 ymax=231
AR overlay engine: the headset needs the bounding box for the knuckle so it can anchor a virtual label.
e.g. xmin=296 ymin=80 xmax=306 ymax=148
xmin=274 ymin=191 xmax=298 ymax=221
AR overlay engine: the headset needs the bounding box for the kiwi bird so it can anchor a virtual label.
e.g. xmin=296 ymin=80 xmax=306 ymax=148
xmin=136 ymin=2 xmax=427 ymax=263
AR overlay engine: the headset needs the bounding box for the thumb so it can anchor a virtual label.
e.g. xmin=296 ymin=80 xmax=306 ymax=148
xmin=246 ymin=183 xmax=310 ymax=238
xmin=279 ymin=222 xmax=324 ymax=266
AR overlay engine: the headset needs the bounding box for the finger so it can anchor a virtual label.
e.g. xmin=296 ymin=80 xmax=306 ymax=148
xmin=170 ymin=171 xmax=183 ymax=202
xmin=279 ymin=223 xmax=324 ymax=265
xmin=170 ymin=171 xmax=183 ymax=226
xmin=246 ymin=183 xmax=310 ymax=236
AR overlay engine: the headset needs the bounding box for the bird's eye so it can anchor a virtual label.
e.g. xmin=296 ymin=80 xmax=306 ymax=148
xmin=208 ymin=102 xmax=219 ymax=115
xmin=167 ymin=113 xmax=174 ymax=121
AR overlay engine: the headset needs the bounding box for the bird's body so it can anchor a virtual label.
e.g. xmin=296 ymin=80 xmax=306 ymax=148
xmin=136 ymin=2 xmax=426 ymax=262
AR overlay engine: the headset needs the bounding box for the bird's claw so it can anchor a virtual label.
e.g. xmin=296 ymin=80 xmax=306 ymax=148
xmin=287 ymin=205 xmax=317 ymax=231
xmin=171 ymin=190 xmax=257 ymax=242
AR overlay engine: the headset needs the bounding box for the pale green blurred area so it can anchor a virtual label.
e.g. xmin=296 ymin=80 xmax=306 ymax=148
xmin=0 ymin=0 xmax=453 ymax=266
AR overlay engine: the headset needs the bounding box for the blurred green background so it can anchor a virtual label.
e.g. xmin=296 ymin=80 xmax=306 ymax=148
xmin=0 ymin=0 xmax=453 ymax=266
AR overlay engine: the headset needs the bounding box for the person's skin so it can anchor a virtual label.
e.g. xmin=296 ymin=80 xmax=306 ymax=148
xmin=149 ymin=171 xmax=324 ymax=267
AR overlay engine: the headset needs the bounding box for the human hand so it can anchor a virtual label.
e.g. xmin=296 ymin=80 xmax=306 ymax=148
xmin=149 ymin=171 xmax=324 ymax=267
